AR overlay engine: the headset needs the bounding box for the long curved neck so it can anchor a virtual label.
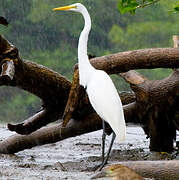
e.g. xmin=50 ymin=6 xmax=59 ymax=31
xmin=78 ymin=7 xmax=95 ymax=87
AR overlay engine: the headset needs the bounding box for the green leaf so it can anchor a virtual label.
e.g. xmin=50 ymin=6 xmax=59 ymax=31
xmin=118 ymin=0 xmax=138 ymax=14
xmin=169 ymin=3 xmax=179 ymax=13
xmin=174 ymin=5 xmax=179 ymax=11
xmin=118 ymin=0 xmax=161 ymax=14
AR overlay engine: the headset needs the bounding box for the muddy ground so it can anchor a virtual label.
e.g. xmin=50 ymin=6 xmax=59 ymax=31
xmin=0 ymin=125 xmax=178 ymax=180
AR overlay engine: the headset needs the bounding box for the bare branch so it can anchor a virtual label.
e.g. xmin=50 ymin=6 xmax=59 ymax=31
xmin=88 ymin=48 xmax=179 ymax=74
xmin=136 ymin=0 xmax=160 ymax=9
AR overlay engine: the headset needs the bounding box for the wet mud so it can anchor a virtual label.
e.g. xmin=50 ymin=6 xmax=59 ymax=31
xmin=0 ymin=126 xmax=178 ymax=179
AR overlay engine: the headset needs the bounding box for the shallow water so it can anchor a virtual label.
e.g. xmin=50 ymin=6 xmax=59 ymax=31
xmin=0 ymin=125 xmax=178 ymax=179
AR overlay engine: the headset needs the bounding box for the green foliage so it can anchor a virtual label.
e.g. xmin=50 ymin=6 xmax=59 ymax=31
xmin=0 ymin=87 xmax=40 ymax=123
xmin=118 ymin=0 xmax=179 ymax=14
xmin=137 ymin=68 xmax=171 ymax=81
xmin=109 ymin=0 xmax=179 ymax=52
xmin=0 ymin=0 xmax=178 ymax=122
xmin=171 ymin=3 xmax=179 ymax=13
xmin=118 ymin=0 xmax=159 ymax=14
xmin=29 ymin=46 xmax=76 ymax=81
xmin=109 ymin=21 xmax=179 ymax=51
xmin=118 ymin=0 xmax=139 ymax=14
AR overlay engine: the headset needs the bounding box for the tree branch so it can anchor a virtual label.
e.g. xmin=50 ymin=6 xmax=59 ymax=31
xmin=136 ymin=0 xmax=160 ymax=9
xmin=88 ymin=48 xmax=179 ymax=74
xmin=0 ymin=101 xmax=138 ymax=154
xmin=0 ymin=35 xmax=179 ymax=153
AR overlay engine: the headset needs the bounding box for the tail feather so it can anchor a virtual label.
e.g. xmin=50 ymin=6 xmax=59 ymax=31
xmin=114 ymin=123 xmax=126 ymax=142
xmin=108 ymin=115 xmax=126 ymax=143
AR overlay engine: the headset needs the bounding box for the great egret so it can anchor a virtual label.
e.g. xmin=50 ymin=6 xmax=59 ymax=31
xmin=53 ymin=3 xmax=126 ymax=169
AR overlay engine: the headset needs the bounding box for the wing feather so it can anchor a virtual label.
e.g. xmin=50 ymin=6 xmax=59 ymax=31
xmin=86 ymin=70 xmax=126 ymax=142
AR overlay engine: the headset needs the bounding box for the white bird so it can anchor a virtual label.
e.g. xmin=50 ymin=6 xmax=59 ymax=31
xmin=53 ymin=3 xmax=126 ymax=169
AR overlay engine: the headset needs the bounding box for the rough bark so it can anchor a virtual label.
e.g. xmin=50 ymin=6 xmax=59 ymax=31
xmin=0 ymin=102 xmax=138 ymax=154
xmin=120 ymin=160 xmax=179 ymax=179
xmin=0 ymin=34 xmax=179 ymax=154
xmin=92 ymin=161 xmax=179 ymax=180
xmin=121 ymin=70 xmax=179 ymax=152
xmin=0 ymin=115 xmax=101 ymax=154
xmin=86 ymin=48 xmax=179 ymax=73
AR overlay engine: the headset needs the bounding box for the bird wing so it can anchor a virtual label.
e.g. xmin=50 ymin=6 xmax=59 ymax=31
xmin=86 ymin=70 xmax=126 ymax=142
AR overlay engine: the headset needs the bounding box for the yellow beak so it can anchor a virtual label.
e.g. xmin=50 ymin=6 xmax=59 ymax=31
xmin=53 ymin=5 xmax=76 ymax=11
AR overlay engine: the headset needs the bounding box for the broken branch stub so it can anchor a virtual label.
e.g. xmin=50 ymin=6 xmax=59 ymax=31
xmin=0 ymin=60 xmax=15 ymax=81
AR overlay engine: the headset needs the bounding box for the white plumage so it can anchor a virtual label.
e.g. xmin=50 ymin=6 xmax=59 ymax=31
xmin=86 ymin=69 xmax=126 ymax=142
xmin=53 ymin=2 xmax=126 ymax=153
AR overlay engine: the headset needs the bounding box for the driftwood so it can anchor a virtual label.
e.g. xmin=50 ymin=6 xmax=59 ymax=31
xmin=0 ymin=34 xmax=179 ymax=152
xmin=91 ymin=163 xmax=144 ymax=180
xmin=92 ymin=161 xmax=179 ymax=180
xmin=0 ymin=34 xmax=179 ymax=178
xmin=120 ymin=160 xmax=179 ymax=180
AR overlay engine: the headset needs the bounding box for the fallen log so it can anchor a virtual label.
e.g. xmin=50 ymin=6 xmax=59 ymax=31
xmin=91 ymin=160 xmax=179 ymax=180
xmin=0 ymin=101 xmax=137 ymax=154
xmin=0 ymin=34 xmax=179 ymax=153
xmin=0 ymin=114 xmax=101 ymax=154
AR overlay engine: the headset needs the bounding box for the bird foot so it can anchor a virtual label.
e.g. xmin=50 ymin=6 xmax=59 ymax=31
xmin=91 ymin=161 xmax=108 ymax=172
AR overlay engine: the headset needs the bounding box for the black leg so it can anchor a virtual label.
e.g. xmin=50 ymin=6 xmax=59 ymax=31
xmin=102 ymin=120 xmax=106 ymax=162
xmin=98 ymin=132 xmax=116 ymax=171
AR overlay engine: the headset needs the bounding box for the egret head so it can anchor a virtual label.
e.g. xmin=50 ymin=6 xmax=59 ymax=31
xmin=53 ymin=3 xmax=85 ymax=13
